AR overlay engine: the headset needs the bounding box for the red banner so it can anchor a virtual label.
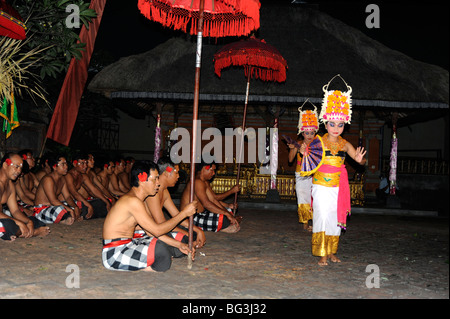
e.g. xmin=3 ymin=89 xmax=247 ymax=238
xmin=46 ymin=0 xmax=107 ymax=146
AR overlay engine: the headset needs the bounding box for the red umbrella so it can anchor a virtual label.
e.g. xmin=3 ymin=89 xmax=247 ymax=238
xmin=214 ymin=36 xmax=287 ymax=215
xmin=0 ymin=0 xmax=26 ymax=40
xmin=138 ymin=0 xmax=260 ymax=269
xmin=214 ymin=37 xmax=287 ymax=82
xmin=138 ymin=0 xmax=260 ymax=38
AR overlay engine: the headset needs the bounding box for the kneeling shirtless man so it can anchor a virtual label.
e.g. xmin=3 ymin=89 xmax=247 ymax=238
xmin=102 ymin=161 xmax=197 ymax=272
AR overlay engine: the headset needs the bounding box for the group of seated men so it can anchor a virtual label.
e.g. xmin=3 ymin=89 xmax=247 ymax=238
xmin=0 ymin=150 xmax=241 ymax=272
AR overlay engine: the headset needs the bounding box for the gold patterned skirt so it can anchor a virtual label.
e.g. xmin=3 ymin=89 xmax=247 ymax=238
xmin=295 ymin=173 xmax=313 ymax=224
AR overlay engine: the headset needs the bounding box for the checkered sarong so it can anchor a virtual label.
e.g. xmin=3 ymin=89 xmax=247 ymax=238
xmin=17 ymin=200 xmax=34 ymax=212
xmin=102 ymin=236 xmax=158 ymax=271
xmin=102 ymin=229 xmax=188 ymax=271
xmin=193 ymin=209 xmax=225 ymax=232
xmin=33 ymin=205 xmax=69 ymax=224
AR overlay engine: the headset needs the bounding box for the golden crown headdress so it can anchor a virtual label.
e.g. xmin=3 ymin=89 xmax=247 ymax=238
xmin=297 ymin=99 xmax=319 ymax=134
xmin=319 ymin=74 xmax=352 ymax=124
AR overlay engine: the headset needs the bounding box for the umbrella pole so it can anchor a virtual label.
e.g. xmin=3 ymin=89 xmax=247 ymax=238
xmin=233 ymin=68 xmax=252 ymax=216
xmin=188 ymin=0 xmax=205 ymax=270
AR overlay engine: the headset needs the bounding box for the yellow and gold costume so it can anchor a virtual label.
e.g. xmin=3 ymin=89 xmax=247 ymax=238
xmin=295 ymin=152 xmax=313 ymax=224
xmin=311 ymin=134 xmax=348 ymax=257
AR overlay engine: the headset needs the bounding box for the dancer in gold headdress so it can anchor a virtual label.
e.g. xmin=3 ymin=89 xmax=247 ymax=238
xmin=288 ymin=101 xmax=319 ymax=231
xmin=304 ymin=76 xmax=366 ymax=266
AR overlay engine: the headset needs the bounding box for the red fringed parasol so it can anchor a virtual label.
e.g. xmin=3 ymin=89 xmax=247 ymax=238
xmin=214 ymin=37 xmax=287 ymax=82
xmin=138 ymin=0 xmax=261 ymax=269
xmin=138 ymin=0 xmax=260 ymax=38
xmin=0 ymin=0 xmax=26 ymax=40
xmin=213 ymin=37 xmax=287 ymax=215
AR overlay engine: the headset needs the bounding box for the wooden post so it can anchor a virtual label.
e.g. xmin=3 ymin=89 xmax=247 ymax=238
xmin=188 ymin=0 xmax=205 ymax=270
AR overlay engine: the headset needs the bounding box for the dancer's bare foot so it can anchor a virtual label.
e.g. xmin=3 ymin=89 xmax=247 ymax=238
xmin=60 ymin=216 xmax=74 ymax=226
xmin=221 ymin=223 xmax=240 ymax=233
xmin=302 ymin=223 xmax=312 ymax=232
xmin=328 ymin=254 xmax=341 ymax=263
xmin=5 ymin=235 xmax=17 ymax=242
xmin=33 ymin=226 xmax=50 ymax=237
xmin=318 ymin=256 xmax=328 ymax=266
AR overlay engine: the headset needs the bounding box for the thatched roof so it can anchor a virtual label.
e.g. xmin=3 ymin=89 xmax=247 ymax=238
xmin=88 ymin=5 xmax=449 ymax=109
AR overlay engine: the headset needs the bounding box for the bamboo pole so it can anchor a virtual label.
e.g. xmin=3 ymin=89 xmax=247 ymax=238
xmin=233 ymin=68 xmax=251 ymax=216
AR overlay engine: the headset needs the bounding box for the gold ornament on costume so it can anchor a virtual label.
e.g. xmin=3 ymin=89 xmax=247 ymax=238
xmin=322 ymin=133 xmax=347 ymax=156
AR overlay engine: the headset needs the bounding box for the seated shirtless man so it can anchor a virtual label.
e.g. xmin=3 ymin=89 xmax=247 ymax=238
xmin=65 ymin=152 xmax=111 ymax=219
xmin=145 ymin=157 xmax=206 ymax=249
xmin=180 ymin=161 xmax=240 ymax=233
xmin=102 ymin=161 xmax=198 ymax=272
xmin=0 ymin=153 xmax=50 ymax=241
xmin=96 ymin=157 xmax=126 ymax=198
xmin=85 ymin=153 xmax=116 ymax=206
xmin=33 ymin=155 xmax=78 ymax=225
xmin=111 ymin=158 xmax=130 ymax=194
xmin=35 ymin=152 xmax=53 ymax=182
xmin=18 ymin=149 xmax=39 ymax=197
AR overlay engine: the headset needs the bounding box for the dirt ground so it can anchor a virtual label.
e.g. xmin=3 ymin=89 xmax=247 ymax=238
xmin=0 ymin=207 xmax=448 ymax=303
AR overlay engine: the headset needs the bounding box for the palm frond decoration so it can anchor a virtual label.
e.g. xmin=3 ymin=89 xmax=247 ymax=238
xmin=0 ymin=35 xmax=50 ymax=106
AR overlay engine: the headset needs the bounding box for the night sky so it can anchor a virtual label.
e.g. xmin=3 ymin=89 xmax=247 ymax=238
xmin=94 ymin=0 xmax=449 ymax=70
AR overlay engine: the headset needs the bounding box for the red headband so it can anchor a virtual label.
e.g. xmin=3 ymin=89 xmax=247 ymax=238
xmin=205 ymin=165 xmax=211 ymax=170
xmin=5 ymin=158 xmax=12 ymax=166
xmin=22 ymin=154 xmax=27 ymax=160
xmin=166 ymin=166 xmax=173 ymax=173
